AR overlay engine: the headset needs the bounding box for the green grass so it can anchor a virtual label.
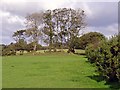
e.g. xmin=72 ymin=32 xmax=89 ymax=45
xmin=2 ymin=53 xmax=110 ymax=88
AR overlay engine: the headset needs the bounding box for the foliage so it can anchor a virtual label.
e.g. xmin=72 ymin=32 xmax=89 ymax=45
xmin=2 ymin=43 xmax=16 ymax=56
xmin=12 ymin=30 xmax=26 ymax=42
xmin=43 ymin=10 xmax=54 ymax=52
xmin=12 ymin=30 xmax=27 ymax=55
xmin=42 ymin=8 xmax=86 ymax=52
xmin=15 ymin=39 xmax=27 ymax=55
xmin=85 ymin=35 xmax=120 ymax=82
xmin=85 ymin=44 xmax=99 ymax=63
xmin=0 ymin=44 xmax=6 ymax=55
xmin=25 ymin=12 xmax=43 ymax=51
xmin=79 ymin=32 xmax=106 ymax=49
xmin=2 ymin=8 xmax=86 ymax=55
xmin=26 ymin=42 xmax=42 ymax=52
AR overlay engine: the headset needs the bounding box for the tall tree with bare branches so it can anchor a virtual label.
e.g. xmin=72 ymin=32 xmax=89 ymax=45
xmin=25 ymin=12 xmax=43 ymax=51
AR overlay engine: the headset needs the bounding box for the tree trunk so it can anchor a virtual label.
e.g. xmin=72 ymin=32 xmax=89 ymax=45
xmin=33 ymin=43 xmax=37 ymax=55
xmin=60 ymin=37 xmax=64 ymax=52
xmin=49 ymin=36 xmax=52 ymax=52
xmin=33 ymin=44 xmax=37 ymax=51
xmin=68 ymin=47 xmax=75 ymax=53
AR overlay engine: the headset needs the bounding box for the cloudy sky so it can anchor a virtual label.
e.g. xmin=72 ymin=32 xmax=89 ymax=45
xmin=0 ymin=0 xmax=119 ymax=45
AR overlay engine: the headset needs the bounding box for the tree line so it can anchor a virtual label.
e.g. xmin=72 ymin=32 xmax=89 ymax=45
xmin=3 ymin=8 xmax=86 ymax=55
xmin=1 ymin=8 xmax=106 ymax=56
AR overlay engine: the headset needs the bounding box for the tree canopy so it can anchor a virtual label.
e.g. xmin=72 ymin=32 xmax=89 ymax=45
xmin=77 ymin=32 xmax=106 ymax=49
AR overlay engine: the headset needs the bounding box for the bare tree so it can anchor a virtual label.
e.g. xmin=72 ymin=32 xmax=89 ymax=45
xmin=25 ymin=12 xmax=43 ymax=51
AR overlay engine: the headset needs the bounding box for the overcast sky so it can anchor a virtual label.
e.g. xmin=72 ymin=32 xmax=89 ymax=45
xmin=0 ymin=0 xmax=119 ymax=45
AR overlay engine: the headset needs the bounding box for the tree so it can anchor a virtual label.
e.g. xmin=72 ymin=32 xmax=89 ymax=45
xmin=0 ymin=44 xmax=6 ymax=56
xmin=43 ymin=10 xmax=55 ymax=52
xmin=2 ymin=43 xmax=16 ymax=56
xmin=63 ymin=8 xmax=86 ymax=53
xmin=12 ymin=30 xmax=26 ymax=42
xmin=10 ymin=8 xmax=86 ymax=54
xmin=26 ymin=42 xmax=42 ymax=52
xmin=15 ymin=39 xmax=27 ymax=55
xmin=25 ymin=12 xmax=43 ymax=51
xmin=12 ymin=30 xmax=26 ymax=55
xmin=52 ymin=9 xmax=61 ymax=51
xmin=57 ymin=8 xmax=69 ymax=51
xmin=42 ymin=8 xmax=86 ymax=53
xmin=78 ymin=32 xmax=106 ymax=49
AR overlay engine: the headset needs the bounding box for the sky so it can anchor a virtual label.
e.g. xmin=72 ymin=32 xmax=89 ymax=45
xmin=0 ymin=0 xmax=119 ymax=45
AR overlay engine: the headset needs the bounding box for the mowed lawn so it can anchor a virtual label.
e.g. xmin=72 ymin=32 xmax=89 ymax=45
xmin=2 ymin=53 xmax=109 ymax=88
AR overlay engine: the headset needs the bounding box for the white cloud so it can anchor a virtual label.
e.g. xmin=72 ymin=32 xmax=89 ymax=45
xmin=41 ymin=0 xmax=67 ymax=10
xmin=0 ymin=10 xmax=10 ymax=17
xmin=7 ymin=15 xmax=25 ymax=26
xmin=0 ymin=0 xmax=118 ymax=44
xmin=1 ymin=11 xmax=25 ymax=44
xmin=106 ymin=23 xmax=118 ymax=32
xmin=82 ymin=3 xmax=93 ymax=17
xmin=83 ymin=23 xmax=118 ymax=38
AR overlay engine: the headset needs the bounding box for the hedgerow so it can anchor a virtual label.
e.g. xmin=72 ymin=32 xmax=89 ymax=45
xmin=85 ymin=35 xmax=120 ymax=82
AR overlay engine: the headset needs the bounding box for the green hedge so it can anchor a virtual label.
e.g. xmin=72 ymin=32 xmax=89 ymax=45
xmin=85 ymin=35 xmax=120 ymax=82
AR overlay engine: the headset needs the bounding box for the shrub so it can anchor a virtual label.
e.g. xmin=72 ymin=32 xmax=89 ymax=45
xmin=85 ymin=35 xmax=120 ymax=82
xmin=2 ymin=43 xmax=16 ymax=56
xmin=85 ymin=41 xmax=102 ymax=63
xmin=2 ymin=49 xmax=16 ymax=56
xmin=78 ymin=32 xmax=106 ymax=49
xmin=85 ymin=44 xmax=97 ymax=63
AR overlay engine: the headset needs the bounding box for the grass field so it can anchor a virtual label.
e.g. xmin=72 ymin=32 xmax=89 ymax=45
xmin=2 ymin=52 xmax=110 ymax=88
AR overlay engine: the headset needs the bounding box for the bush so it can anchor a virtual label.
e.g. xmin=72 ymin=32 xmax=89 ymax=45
xmin=2 ymin=49 xmax=16 ymax=56
xmin=2 ymin=44 xmax=16 ymax=56
xmin=85 ymin=42 xmax=101 ymax=63
xmin=85 ymin=35 xmax=120 ymax=82
xmin=78 ymin=32 xmax=106 ymax=49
